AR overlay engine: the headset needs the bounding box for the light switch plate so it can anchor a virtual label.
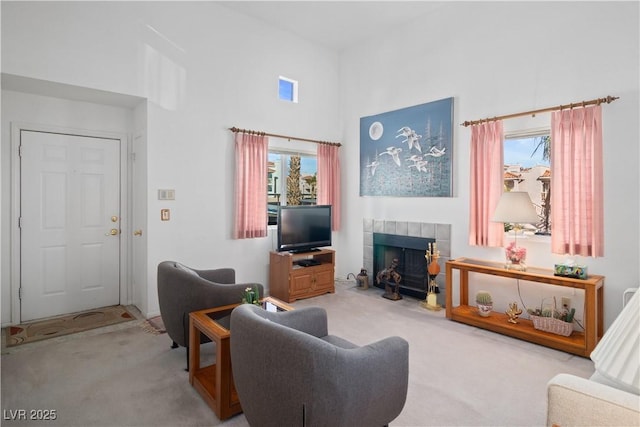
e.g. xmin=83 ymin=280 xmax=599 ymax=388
xmin=161 ymin=209 xmax=170 ymax=221
xmin=158 ymin=189 xmax=175 ymax=200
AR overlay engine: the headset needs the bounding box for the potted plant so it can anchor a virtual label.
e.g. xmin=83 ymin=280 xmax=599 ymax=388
xmin=476 ymin=291 xmax=493 ymax=317
xmin=527 ymin=297 xmax=575 ymax=336
xmin=241 ymin=286 xmax=261 ymax=306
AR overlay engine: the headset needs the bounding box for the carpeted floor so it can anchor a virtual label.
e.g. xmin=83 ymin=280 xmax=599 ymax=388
xmin=5 ymin=305 xmax=135 ymax=347
xmin=0 ymin=281 xmax=595 ymax=426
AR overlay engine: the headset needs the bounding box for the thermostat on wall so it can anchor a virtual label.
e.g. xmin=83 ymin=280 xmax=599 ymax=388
xmin=158 ymin=189 xmax=175 ymax=200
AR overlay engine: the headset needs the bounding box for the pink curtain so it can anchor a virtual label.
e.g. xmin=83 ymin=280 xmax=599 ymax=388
xmin=317 ymin=144 xmax=341 ymax=231
xmin=469 ymin=121 xmax=504 ymax=247
xmin=551 ymin=105 xmax=604 ymax=257
xmin=234 ymin=132 xmax=268 ymax=239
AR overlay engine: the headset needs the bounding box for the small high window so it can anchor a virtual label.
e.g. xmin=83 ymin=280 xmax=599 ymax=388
xmin=278 ymin=76 xmax=298 ymax=103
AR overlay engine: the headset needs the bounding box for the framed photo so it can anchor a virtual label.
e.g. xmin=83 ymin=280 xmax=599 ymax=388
xmin=360 ymin=97 xmax=453 ymax=197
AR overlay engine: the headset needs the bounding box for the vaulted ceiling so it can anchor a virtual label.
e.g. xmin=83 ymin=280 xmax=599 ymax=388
xmin=219 ymin=1 xmax=448 ymax=51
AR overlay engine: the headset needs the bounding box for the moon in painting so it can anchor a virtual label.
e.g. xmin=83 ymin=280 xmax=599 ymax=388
xmin=369 ymin=121 xmax=383 ymax=140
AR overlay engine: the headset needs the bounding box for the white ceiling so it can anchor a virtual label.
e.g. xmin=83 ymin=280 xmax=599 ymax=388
xmin=218 ymin=1 xmax=448 ymax=51
xmin=2 ymin=2 xmax=449 ymax=106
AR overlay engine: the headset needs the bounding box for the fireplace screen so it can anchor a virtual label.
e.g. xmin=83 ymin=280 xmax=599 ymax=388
xmin=373 ymin=233 xmax=435 ymax=299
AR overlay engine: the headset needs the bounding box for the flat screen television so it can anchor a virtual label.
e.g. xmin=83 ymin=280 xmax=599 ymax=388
xmin=277 ymin=205 xmax=332 ymax=253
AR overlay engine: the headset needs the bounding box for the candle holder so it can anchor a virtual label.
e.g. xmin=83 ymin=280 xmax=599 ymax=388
xmin=421 ymin=243 xmax=442 ymax=311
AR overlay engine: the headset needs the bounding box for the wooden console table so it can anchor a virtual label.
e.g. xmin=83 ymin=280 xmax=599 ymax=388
xmin=189 ymin=297 xmax=294 ymax=419
xmin=445 ymin=257 xmax=604 ymax=357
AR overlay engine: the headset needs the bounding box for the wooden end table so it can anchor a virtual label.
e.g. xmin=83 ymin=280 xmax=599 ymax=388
xmin=188 ymin=297 xmax=294 ymax=420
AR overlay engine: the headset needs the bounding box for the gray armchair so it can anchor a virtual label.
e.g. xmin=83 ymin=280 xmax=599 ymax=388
xmin=157 ymin=261 xmax=264 ymax=367
xmin=230 ymin=304 xmax=409 ymax=427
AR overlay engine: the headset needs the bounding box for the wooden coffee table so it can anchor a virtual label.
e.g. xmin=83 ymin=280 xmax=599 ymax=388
xmin=188 ymin=297 xmax=293 ymax=420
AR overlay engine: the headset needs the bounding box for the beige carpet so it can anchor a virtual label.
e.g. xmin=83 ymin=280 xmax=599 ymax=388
xmin=5 ymin=305 xmax=135 ymax=347
xmin=0 ymin=282 xmax=595 ymax=426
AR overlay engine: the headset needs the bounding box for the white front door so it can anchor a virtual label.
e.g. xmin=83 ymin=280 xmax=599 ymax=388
xmin=20 ymin=130 xmax=121 ymax=321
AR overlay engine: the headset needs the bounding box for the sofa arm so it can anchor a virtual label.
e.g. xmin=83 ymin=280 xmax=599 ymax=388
xmin=263 ymin=306 xmax=329 ymax=338
xmin=547 ymin=373 xmax=640 ymax=427
xmin=196 ymin=267 xmax=236 ymax=284
xmin=330 ymin=336 xmax=409 ymax=426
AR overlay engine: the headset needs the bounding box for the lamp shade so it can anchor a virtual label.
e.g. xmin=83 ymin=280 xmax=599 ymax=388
xmin=492 ymin=191 xmax=539 ymax=224
xmin=590 ymin=289 xmax=639 ymax=395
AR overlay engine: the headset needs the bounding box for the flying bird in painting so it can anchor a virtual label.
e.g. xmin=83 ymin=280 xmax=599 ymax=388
xmin=366 ymin=160 xmax=380 ymax=176
xmin=396 ymin=127 xmax=422 ymax=152
xmin=380 ymin=146 xmax=403 ymax=166
xmin=424 ymin=146 xmax=446 ymax=158
xmin=408 ymin=160 xmax=428 ymax=172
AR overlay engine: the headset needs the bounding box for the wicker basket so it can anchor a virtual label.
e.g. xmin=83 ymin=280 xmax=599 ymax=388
xmin=530 ymin=315 xmax=573 ymax=337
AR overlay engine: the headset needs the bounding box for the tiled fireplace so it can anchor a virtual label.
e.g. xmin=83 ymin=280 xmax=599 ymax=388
xmin=363 ymin=219 xmax=451 ymax=303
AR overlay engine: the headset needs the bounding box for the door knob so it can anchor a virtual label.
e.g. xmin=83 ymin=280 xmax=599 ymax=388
xmin=133 ymin=230 xmax=143 ymax=236
xmin=111 ymin=216 xmax=119 ymax=222
xmin=109 ymin=229 xmax=119 ymax=235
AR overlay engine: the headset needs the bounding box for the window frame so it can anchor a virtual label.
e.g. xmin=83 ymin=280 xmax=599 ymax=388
xmin=503 ymin=128 xmax=551 ymax=238
xmin=268 ymin=144 xmax=317 ymax=226
xmin=278 ymin=76 xmax=298 ymax=103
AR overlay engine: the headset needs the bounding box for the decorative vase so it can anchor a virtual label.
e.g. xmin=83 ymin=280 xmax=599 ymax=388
xmin=477 ymin=303 xmax=493 ymax=317
xmin=505 ymin=242 xmax=527 ymax=271
xmin=421 ymin=244 xmax=442 ymax=311
xmin=505 ymin=257 xmax=526 ymax=271
xmin=427 ymin=260 xmax=441 ymax=276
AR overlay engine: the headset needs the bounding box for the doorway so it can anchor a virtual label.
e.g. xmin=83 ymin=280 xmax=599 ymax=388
xmin=14 ymin=126 xmax=128 ymax=322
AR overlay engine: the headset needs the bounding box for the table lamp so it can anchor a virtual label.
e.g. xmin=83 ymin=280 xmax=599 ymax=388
xmin=492 ymin=191 xmax=539 ymax=270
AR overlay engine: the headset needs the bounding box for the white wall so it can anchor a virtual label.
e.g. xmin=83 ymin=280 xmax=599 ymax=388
xmin=1 ymin=1 xmax=340 ymax=319
xmin=2 ymin=1 xmax=638 ymax=329
xmin=338 ymin=1 xmax=639 ymax=328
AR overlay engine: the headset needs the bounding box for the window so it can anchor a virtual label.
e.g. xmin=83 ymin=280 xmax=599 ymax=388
xmin=268 ymin=150 xmax=317 ymax=225
xmin=278 ymin=76 xmax=298 ymax=103
xmin=503 ymin=131 xmax=551 ymax=235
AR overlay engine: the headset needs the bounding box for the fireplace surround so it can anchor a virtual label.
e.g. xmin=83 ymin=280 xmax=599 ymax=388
xmin=363 ymin=219 xmax=451 ymax=303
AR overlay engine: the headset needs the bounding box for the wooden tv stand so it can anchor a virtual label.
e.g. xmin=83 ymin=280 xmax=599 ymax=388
xmin=269 ymin=249 xmax=335 ymax=303
xmin=445 ymin=257 xmax=604 ymax=357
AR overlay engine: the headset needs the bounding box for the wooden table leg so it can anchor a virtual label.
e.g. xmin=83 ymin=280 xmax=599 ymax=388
xmin=188 ymin=318 xmax=199 ymax=385
xmin=217 ymin=336 xmax=236 ymax=419
xmin=597 ymin=283 xmax=604 ymax=341
xmin=460 ymin=270 xmax=469 ymax=306
xmin=446 ymin=263 xmax=453 ymax=318
xmin=584 ymin=285 xmax=597 ymax=354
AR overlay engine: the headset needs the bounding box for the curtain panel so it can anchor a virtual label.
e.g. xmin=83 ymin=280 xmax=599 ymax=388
xmin=469 ymin=121 xmax=504 ymax=247
xmin=317 ymin=144 xmax=341 ymax=231
xmin=234 ymin=133 xmax=268 ymax=239
xmin=551 ymin=105 xmax=604 ymax=257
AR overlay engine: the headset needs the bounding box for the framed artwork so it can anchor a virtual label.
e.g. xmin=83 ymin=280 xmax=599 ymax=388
xmin=360 ymin=97 xmax=453 ymax=197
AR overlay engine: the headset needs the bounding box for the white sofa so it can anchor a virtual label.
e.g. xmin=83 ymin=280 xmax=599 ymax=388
xmin=547 ymin=289 xmax=640 ymax=427
xmin=547 ymin=373 xmax=639 ymax=426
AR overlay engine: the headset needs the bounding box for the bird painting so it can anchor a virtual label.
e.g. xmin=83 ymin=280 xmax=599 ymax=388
xmin=358 ymin=97 xmax=453 ymax=197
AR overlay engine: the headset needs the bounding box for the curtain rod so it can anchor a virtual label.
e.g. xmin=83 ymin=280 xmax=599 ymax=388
xmin=460 ymin=95 xmax=619 ymax=127
xmin=229 ymin=126 xmax=342 ymax=147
